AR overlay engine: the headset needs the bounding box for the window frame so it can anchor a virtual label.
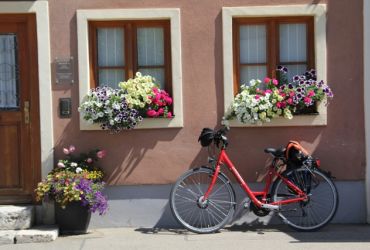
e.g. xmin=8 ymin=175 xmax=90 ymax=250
xmin=222 ymin=5 xmax=327 ymax=127
xmin=88 ymin=20 xmax=172 ymax=94
xmin=77 ymin=8 xmax=183 ymax=130
xmin=233 ymin=16 xmax=315 ymax=95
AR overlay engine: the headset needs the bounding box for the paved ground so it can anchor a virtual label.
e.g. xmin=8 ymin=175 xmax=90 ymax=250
xmin=1 ymin=224 xmax=370 ymax=250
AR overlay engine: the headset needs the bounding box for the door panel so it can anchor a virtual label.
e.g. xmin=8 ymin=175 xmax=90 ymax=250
xmin=0 ymin=124 xmax=20 ymax=188
xmin=0 ymin=14 xmax=40 ymax=204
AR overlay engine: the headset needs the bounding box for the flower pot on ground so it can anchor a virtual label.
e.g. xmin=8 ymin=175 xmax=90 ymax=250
xmin=55 ymin=201 xmax=91 ymax=234
xmin=35 ymin=145 xmax=108 ymax=235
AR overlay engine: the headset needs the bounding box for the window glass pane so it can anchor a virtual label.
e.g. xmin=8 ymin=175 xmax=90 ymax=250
xmin=280 ymin=23 xmax=307 ymax=62
xmin=0 ymin=34 xmax=19 ymax=109
xmin=138 ymin=68 xmax=165 ymax=89
xmin=239 ymin=25 xmax=266 ymax=64
xmin=137 ymin=27 xmax=164 ymax=66
xmin=240 ymin=65 xmax=267 ymax=87
xmin=282 ymin=64 xmax=307 ymax=82
xmin=97 ymin=28 xmax=124 ymax=67
xmin=98 ymin=69 xmax=125 ymax=88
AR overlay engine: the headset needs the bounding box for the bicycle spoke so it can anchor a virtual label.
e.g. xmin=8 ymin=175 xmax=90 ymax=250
xmin=272 ymin=167 xmax=338 ymax=231
xmin=170 ymin=168 xmax=235 ymax=233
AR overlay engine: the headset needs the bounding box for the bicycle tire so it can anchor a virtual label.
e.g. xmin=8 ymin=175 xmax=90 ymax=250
xmin=170 ymin=167 xmax=236 ymax=233
xmin=271 ymin=167 xmax=338 ymax=231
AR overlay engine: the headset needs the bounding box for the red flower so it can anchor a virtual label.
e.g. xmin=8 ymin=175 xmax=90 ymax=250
xmin=147 ymin=109 xmax=158 ymax=117
xmin=264 ymin=77 xmax=271 ymax=83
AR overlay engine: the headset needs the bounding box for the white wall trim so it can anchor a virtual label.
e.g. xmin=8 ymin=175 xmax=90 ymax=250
xmin=77 ymin=8 xmax=183 ymax=129
xmin=0 ymin=1 xmax=53 ymax=177
xmin=222 ymin=4 xmax=327 ymax=127
xmin=364 ymin=0 xmax=370 ymax=224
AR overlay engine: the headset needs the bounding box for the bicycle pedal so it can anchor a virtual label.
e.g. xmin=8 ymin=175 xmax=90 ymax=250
xmin=243 ymin=202 xmax=250 ymax=209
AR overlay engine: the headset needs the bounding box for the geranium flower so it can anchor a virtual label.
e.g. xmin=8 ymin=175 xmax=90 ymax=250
xmin=264 ymin=77 xmax=271 ymax=83
xmin=96 ymin=150 xmax=107 ymax=159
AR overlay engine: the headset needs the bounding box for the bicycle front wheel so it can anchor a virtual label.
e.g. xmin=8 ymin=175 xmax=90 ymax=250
xmin=271 ymin=167 xmax=338 ymax=231
xmin=170 ymin=167 xmax=236 ymax=233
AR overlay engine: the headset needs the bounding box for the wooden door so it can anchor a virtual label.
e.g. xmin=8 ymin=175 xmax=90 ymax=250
xmin=0 ymin=14 xmax=41 ymax=204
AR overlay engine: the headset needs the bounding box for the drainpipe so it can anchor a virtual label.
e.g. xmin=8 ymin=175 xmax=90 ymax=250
xmin=364 ymin=0 xmax=370 ymax=224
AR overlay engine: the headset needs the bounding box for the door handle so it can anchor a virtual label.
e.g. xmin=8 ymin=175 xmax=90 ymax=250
xmin=24 ymin=101 xmax=30 ymax=124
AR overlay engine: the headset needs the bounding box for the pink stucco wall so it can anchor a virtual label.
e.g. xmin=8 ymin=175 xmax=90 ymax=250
xmin=49 ymin=0 xmax=365 ymax=184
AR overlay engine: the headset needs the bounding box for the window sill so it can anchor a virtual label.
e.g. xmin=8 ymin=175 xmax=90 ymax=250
xmin=228 ymin=113 xmax=326 ymax=127
xmin=79 ymin=116 xmax=183 ymax=130
xmin=227 ymin=100 xmax=327 ymax=127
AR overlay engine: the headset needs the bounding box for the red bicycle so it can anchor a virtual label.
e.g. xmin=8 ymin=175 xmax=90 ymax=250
xmin=170 ymin=127 xmax=338 ymax=233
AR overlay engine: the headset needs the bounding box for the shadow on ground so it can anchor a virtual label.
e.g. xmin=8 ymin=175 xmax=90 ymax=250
xmin=135 ymin=224 xmax=370 ymax=243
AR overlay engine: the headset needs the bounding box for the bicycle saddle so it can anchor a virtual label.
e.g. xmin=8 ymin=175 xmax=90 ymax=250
xmin=264 ymin=147 xmax=286 ymax=157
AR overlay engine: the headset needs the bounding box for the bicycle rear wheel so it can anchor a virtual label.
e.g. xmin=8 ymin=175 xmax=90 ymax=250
xmin=271 ymin=167 xmax=338 ymax=231
xmin=170 ymin=167 xmax=235 ymax=233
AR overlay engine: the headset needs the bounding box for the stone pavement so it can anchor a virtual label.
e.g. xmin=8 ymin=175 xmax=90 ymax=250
xmin=1 ymin=224 xmax=370 ymax=250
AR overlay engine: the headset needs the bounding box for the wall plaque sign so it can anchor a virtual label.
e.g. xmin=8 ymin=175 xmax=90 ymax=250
xmin=55 ymin=57 xmax=74 ymax=84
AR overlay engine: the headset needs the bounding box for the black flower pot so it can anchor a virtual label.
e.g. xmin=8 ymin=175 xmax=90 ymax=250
xmin=55 ymin=202 xmax=91 ymax=235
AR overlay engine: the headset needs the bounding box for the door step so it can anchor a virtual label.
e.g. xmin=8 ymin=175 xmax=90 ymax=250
xmin=0 ymin=225 xmax=58 ymax=245
xmin=0 ymin=205 xmax=34 ymax=230
xmin=0 ymin=205 xmax=58 ymax=245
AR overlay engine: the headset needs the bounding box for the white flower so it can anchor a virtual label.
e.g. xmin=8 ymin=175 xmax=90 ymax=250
xmin=75 ymin=167 xmax=83 ymax=173
xmin=71 ymin=162 xmax=78 ymax=167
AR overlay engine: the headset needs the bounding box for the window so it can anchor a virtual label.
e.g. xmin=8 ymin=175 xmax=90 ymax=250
xmin=77 ymin=8 xmax=183 ymax=129
xmin=233 ymin=17 xmax=314 ymax=94
xmin=222 ymin=5 xmax=327 ymax=127
xmin=89 ymin=20 xmax=171 ymax=94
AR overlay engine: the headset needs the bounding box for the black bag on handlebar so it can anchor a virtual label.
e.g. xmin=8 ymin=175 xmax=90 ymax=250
xmin=198 ymin=128 xmax=214 ymax=147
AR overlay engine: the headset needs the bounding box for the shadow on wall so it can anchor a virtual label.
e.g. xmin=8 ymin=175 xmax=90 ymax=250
xmin=54 ymin=117 xmax=182 ymax=184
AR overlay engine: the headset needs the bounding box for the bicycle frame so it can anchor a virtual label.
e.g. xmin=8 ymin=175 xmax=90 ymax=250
xmin=203 ymin=149 xmax=308 ymax=208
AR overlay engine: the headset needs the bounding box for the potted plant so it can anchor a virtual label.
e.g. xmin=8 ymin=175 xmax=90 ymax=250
xmin=225 ymin=67 xmax=334 ymax=125
xmin=78 ymin=72 xmax=173 ymax=133
xmin=35 ymin=145 xmax=108 ymax=234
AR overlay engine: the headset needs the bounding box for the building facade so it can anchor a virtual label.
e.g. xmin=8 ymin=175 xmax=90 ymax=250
xmin=0 ymin=0 xmax=368 ymax=227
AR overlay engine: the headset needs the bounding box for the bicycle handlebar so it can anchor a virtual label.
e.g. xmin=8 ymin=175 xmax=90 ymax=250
xmin=213 ymin=126 xmax=229 ymax=148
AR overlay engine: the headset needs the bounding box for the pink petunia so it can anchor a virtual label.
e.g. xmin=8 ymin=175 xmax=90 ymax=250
xmin=255 ymin=95 xmax=260 ymax=100
xmin=265 ymin=89 xmax=272 ymax=94
xmin=264 ymin=77 xmax=271 ymax=83
xmin=57 ymin=162 xmax=65 ymax=168
xmin=158 ymin=108 xmax=164 ymax=115
xmin=69 ymin=145 xmax=76 ymax=153
xmin=86 ymin=158 xmax=93 ymax=164
xmin=63 ymin=148 xmax=70 ymax=155
xmin=96 ymin=150 xmax=107 ymax=159
xmin=287 ymin=98 xmax=293 ymax=105
xmin=276 ymin=102 xmax=282 ymax=108
xmin=289 ymin=91 xmax=295 ymax=97
xmin=272 ymin=79 xmax=278 ymax=86
xmin=167 ymin=112 xmax=173 ymax=118
xmin=152 ymin=87 xmax=159 ymax=94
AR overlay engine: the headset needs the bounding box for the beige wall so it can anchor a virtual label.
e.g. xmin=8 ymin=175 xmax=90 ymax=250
xmin=49 ymin=0 xmax=364 ymax=185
